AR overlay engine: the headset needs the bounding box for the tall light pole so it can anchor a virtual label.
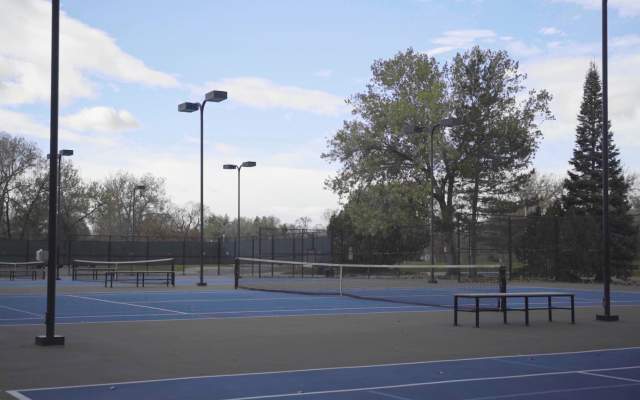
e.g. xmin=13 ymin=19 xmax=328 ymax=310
xmin=415 ymin=118 xmax=461 ymax=283
xmin=53 ymin=149 xmax=73 ymax=278
xmin=224 ymin=162 xmax=257 ymax=259
xmin=36 ymin=0 xmax=64 ymax=346
xmin=179 ymin=90 xmax=228 ymax=286
xmin=131 ymin=184 xmax=146 ymax=239
xmin=597 ymin=0 xmax=618 ymax=322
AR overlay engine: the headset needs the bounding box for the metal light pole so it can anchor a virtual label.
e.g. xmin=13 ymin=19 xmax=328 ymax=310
xmin=36 ymin=0 xmax=64 ymax=346
xmin=597 ymin=0 xmax=618 ymax=322
xmin=179 ymin=90 xmax=228 ymax=286
xmin=224 ymin=162 xmax=257 ymax=259
xmin=415 ymin=119 xmax=460 ymax=283
xmin=131 ymin=184 xmax=146 ymax=239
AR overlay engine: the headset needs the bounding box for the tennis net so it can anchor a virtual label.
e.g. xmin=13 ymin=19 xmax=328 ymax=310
xmin=0 ymin=261 xmax=46 ymax=280
xmin=234 ymin=257 xmax=507 ymax=308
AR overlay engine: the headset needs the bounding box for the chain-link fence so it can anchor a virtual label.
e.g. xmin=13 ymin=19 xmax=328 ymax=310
xmin=0 ymin=229 xmax=332 ymax=276
xmin=328 ymin=213 xmax=640 ymax=282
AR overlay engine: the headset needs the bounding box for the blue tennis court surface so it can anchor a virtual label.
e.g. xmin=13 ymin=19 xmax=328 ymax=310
xmin=8 ymin=347 xmax=640 ymax=399
xmin=1 ymin=284 xmax=640 ymax=325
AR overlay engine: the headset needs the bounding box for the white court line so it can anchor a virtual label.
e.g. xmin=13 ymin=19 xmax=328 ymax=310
xmin=0 ymin=309 xmax=433 ymax=327
xmin=0 ymin=305 xmax=425 ymax=324
xmin=65 ymin=295 xmax=188 ymax=315
xmin=8 ymin=348 xmax=640 ymax=394
xmin=5 ymin=391 xmax=31 ymax=400
xmin=465 ymin=382 xmax=640 ymax=400
xmin=191 ymin=366 xmax=640 ymax=400
xmin=368 ymin=389 xmax=414 ymax=400
xmin=0 ymin=305 xmax=41 ymax=318
xmin=11 ymin=365 xmax=640 ymax=400
xmin=580 ymin=370 xmax=640 ymax=384
xmin=135 ymin=296 xmax=335 ymax=304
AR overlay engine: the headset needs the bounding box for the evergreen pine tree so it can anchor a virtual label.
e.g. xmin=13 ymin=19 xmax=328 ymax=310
xmin=562 ymin=63 xmax=637 ymax=278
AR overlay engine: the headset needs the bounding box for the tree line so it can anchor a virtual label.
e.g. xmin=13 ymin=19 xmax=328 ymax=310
xmin=324 ymin=47 xmax=638 ymax=280
xmin=0 ymin=133 xmax=313 ymax=240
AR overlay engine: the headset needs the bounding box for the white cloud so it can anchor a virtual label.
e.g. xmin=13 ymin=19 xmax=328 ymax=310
xmin=427 ymin=29 xmax=539 ymax=57
xmin=314 ymin=69 xmax=333 ymax=78
xmin=540 ymin=27 xmax=565 ymax=36
xmin=61 ymin=107 xmax=140 ymax=133
xmin=0 ymin=0 xmax=178 ymax=106
xmin=72 ymin=143 xmax=338 ymax=225
xmin=199 ymin=77 xmax=347 ymax=116
xmin=549 ymin=0 xmax=640 ymax=17
xmin=428 ymin=29 xmax=497 ymax=54
xmin=0 ymin=107 xmax=118 ymax=146
xmin=611 ymin=34 xmax=640 ymax=48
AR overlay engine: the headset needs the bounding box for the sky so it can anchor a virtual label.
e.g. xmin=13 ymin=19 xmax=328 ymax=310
xmin=1 ymin=0 xmax=639 ymax=226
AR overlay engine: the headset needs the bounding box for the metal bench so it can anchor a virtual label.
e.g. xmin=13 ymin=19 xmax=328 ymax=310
xmin=105 ymin=270 xmax=175 ymax=288
xmin=454 ymin=292 xmax=575 ymax=328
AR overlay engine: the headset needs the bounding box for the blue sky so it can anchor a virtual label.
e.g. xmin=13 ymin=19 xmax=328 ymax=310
xmin=1 ymin=0 xmax=639 ymax=225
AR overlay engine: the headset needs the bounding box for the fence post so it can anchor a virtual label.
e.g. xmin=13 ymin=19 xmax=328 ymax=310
xmin=251 ymin=236 xmax=255 ymax=276
xmin=456 ymin=219 xmax=461 ymax=265
xmin=508 ymin=216 xmax=512 ymax=279
xmin=258 ymin=228 xmax=262 ymax=277
xmin=217 ymin=236 xmax=222 ymax=275
xmin=182 ymin=239 xmax=186 ymax=275
xmin=271 ymin=234 xmax=275 ymax=277
xmin=291 ymin=232 xmax=296 ymax=261
xmin=554 ymin=216 xmax=560 ymax=276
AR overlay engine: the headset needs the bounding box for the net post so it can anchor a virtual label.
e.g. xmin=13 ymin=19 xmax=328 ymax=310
xmin=499 ymin=264 xmax=507 ymax=313
xmin=234 ymin=258 xmax=240 ymax=289
xmin=499 ymin=265 xmax=507 ymax=293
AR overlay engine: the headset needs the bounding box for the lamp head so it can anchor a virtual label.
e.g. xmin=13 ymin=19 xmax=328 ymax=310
xmin=241 ymin=161 xmax=256 ymax=168
xmin=60 ymin=149 xmax=74 ymax=156
xmin=135 ymin=185 xmax=146 ymax=191
xmin=178 ymin=102 xmax=200 ymax=113
xmin=223 ymin=164 xmax=238 ymax=170
xmin=205 ymin=90 xmax=228 ymax=103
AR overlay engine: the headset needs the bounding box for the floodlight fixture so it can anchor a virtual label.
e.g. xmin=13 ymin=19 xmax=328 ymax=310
xmin=59 ymin=149 xmax=74 ymax=156
xmin=205 ymin=90 xmax=228 ymax=103
xmin=178 ymin=102 xmax=200 ymax=113
xmin=241 ymin=161 xmax=256 ymax=168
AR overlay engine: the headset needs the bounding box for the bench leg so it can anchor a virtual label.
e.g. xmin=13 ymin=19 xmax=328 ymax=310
xmin=525 ymin=296 xmax=529 ymax=326
xmin=571 ymin=295 xmax=575 ymax=324
xmin=454 ymin=296 xmax=458 ymax=326
xmin=475 ymin=297 xmax=480 ymax=328
xmin=548 ymin=296 xmax=552 ymax=322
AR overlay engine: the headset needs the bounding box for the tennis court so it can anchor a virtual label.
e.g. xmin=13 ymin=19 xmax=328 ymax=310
xmin=2 ymin=276 xmax=640 ymax=326
xmin=7 ymin=348 xmax=640 ymax=399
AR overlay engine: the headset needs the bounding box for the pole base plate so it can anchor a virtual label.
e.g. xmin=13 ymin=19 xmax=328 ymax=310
xmin=596 ymin=314 xmax=619 ymax=322
xmin=35 ymin=335 xmax=65 ymax=346
xmin=197 ymin=282 xmax=208 ymax=287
